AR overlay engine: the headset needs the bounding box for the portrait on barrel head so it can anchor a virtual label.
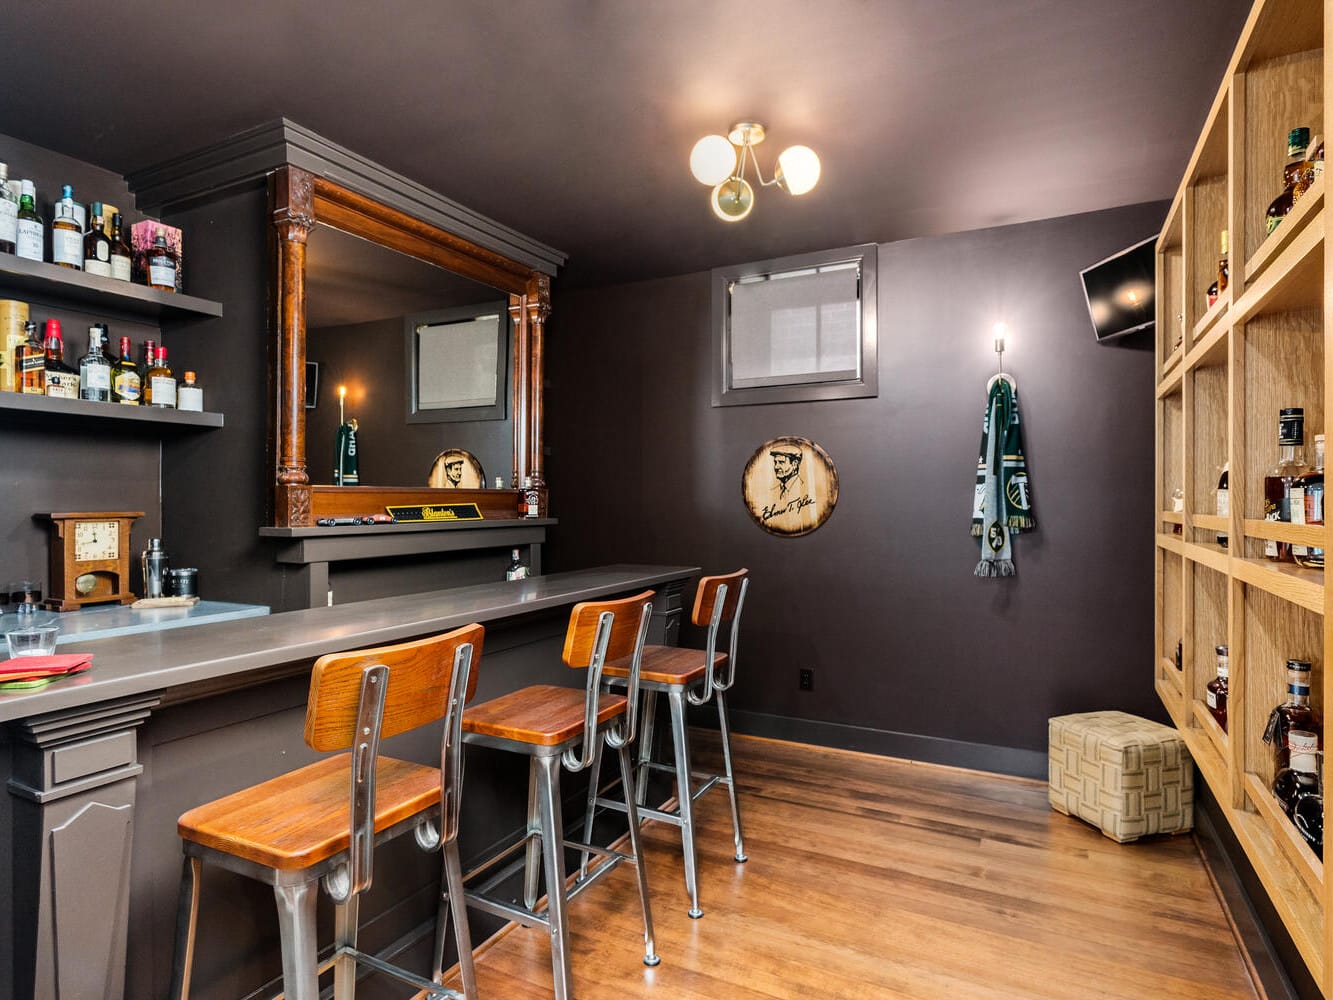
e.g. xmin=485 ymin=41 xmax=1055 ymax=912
xmin=741 ymin=436 xmax=838 ymax=537
xmin=428 ymin=448 xmax=486 ymax=489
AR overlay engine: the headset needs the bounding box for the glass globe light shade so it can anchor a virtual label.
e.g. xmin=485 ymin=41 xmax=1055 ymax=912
xmin=690 ymin=134 xmax=737 ymax=186
xmin=711 ymin=178 xmax=754 ymax=222
xmin=776 ymin=145 xmax=821 ymax=195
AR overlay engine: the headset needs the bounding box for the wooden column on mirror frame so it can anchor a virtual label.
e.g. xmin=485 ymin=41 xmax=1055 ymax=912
xmin=510 ymin=294 xmax=529 ymax=490
xmin=272 ymin=166 xmax=314 ymax=528
xmin=527 ymin=273 xmax=551 ymax=513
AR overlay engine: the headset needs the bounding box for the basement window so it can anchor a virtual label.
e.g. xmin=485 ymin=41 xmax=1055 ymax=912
xmin=712 ymin=244 xmax=877 ymax=406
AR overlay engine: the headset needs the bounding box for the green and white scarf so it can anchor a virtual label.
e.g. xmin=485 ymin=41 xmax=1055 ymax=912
xmin=971 ymin=378 xmax=1035 ymax=577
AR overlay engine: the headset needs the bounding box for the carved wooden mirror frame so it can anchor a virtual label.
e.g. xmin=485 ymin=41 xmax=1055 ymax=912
xmin=268 ymin=165 xmax=550 ymax=527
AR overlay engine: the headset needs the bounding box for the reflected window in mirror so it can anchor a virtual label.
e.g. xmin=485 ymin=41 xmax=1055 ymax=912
xmin=407 ymin=303 xmax=509 ymax=423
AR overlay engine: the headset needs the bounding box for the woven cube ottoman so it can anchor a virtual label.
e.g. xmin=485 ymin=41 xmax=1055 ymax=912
xmin=1048 ymin=711 xmax=1193 ymax=843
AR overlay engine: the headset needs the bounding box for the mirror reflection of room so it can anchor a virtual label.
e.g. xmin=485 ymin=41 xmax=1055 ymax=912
xmin=304 ymin=223 xmax=513 ymax=488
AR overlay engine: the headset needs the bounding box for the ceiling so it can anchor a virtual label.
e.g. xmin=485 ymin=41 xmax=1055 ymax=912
xmin=5 ymin=1 xmax=1250 ymax=288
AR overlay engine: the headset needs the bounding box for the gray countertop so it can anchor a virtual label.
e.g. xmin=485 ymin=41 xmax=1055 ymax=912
xmin=0 ymin=565 xmax=697 ymax=724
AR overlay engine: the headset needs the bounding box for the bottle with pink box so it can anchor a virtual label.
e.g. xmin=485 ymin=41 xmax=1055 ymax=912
xmin=129 ymin=220 xmax=183 ymax=292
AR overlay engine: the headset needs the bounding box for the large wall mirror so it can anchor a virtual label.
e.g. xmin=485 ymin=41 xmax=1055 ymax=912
xmin=268 ymin=167 xmax=552 ymax=527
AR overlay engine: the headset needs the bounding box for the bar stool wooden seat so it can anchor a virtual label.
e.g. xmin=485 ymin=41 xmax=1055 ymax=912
xmin=584 ymin=569 xmax=749 ymax=919
xmin=461 ymin=591 xmax=659 ymax=1000
xmin=169 ymin=624 xmax=485 ymax=1000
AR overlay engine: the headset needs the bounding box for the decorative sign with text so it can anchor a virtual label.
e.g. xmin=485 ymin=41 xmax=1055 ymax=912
xmin=741 ymin=437 xmax=838 ymax=537
xmin=386 ymin=503 xmax=483 ymax=523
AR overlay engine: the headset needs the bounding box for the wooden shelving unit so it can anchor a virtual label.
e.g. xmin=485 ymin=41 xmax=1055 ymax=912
xmin=1154 ymin=0 xmax=1331 ymax=990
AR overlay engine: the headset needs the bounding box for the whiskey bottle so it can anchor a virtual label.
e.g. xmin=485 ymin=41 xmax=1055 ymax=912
xmin=146 ymin=345 xmax=176 ymax=408
xmin=0 ymin=163 xmax=17 ymax=254
xmin=177 ymin=370 xmax=203 ymax=412
xmin=82 ymin=202 xmax=112 ymax=278
xmin=1206 ymin=645 xmax=1229 ymax=732
xmin=1205 ymin=230 xmax=1228 ymax=308
xmin=1274 ymin=731 xmax=1321 ymax=817
xmin=1263 ymin=659 xmax=1320 ymax=774
xmin=146 ymin=226 xmax=178 ymax=292
xmin=1294 ymin=134 xmax=1325 ymax=202
xmin=77 ymin=325 xmax=112 ymax=402
xmin=15 ymin=320 xmax=44 ymax=394
xmin=1265 ymin=127 xmax=1312 ymax=236
xmin=505 ymin=547 xmax=529 ymax=581
xmin=1292 ymin=434 xmax=1325 ymax=569
xmin=41 ymin=319 xmax=79 ymax=398
xmin=138 ymin=338 xmax=157 ymax=387
xmin=111 ymin=335 xmax=140 ymax=405
xmin=1264 ymin=408 xmax=1309 ymax=562
xmin=50 ymin=185 xmax=84 ymax=270
xmin=1216 ymin=464 xmax=1229 ymax=548
xmin=15 ymin=180 xmax=42 ymax=262
xmin=1289 ymin=753 xmax=1324 ymax=858
xmin=108 ymin=213 xmax=132 ymax=282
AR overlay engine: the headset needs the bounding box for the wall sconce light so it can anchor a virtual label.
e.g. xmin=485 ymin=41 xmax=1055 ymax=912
xmin=689 ymin=122 xmax=821 ymax=222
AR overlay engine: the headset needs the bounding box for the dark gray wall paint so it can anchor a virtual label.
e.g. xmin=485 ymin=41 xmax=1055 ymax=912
xmin=545 ymin=201 xmax=1167 ymax=756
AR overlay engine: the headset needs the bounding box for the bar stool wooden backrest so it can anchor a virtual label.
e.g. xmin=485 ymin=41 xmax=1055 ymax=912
xmin=685 ymin=568 xmax=748 ymax=707
xmin=560 ymin=590 xmax=654 ymax=770
xmin=305 ymin=622 xmax=484 ymax=895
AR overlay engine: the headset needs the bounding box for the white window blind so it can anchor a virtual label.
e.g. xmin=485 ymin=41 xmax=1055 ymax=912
xmin=728 ymin=263 xmax=861 ymax=389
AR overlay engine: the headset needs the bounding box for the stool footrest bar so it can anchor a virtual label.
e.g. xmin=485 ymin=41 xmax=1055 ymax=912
xmin=345 ymin=947 xmax=464 ymax=998
xmin=464 ymin=892 xmax=550 ymax=929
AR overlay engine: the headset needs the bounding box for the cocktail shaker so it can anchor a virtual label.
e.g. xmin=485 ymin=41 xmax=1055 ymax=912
xmin=141 ymin=538 xmax=169 ymax=598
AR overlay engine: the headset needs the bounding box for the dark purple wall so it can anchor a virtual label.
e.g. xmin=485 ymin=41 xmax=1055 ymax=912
xmin=545 ymin=201 xmax=1167 ymax=773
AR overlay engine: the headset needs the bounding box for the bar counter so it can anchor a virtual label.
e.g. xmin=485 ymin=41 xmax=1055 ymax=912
xmin=0 ymin=564 xmax=697 ymax=1000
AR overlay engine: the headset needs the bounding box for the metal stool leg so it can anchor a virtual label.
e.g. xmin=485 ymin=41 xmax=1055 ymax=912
xmin=332 ymin=895 xmax=359 ymax=1000
xmin=579 ymin=737 xmax=605 ymax=878
xmin=667 ymin=688 xmax=703 ymax=918
xmin=617 ymin=743 xmax=660 ymax=966
xmin=524 ymin=758 xmax=543 ymax=911
xmin=535 ymin=753 xmax=574 ymax=1000
xmin=273 ymin=880 xmax=320 ymax=1000
xmin=635 ymin=689 xmax=659 ymax=806
xmin=168 ymin=856 xmax=201 ymax=1000
xmin=715 ymin=690 xmax=748 ymax=863
xmin=443 ymin=837 xmax=479 ymax=999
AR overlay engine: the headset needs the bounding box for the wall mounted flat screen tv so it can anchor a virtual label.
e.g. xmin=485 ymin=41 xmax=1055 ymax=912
xmin=1079 ymin=235 xmax=1157 ymax=343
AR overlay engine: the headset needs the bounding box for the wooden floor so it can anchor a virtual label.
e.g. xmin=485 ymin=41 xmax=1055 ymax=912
xmin=445 ymin=732 xmax=1260 ymax=1000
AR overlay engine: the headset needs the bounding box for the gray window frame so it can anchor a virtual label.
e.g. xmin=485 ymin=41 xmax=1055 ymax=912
xmin=404 ymin=301 xmax=510 ymax=424
xmin=711 ymin=243 xmax=878 ymax=407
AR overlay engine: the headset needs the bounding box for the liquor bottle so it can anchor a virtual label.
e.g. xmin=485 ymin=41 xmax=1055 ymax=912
xmin=1289 ymin=753 xmax=1324 ymax=858
xmin=50 ymin=185 xmax=83 ymax=270
xmin=177 ymin=370 xmax=203 ymax=411
xmin=41 ymin=319 xmax=79 ymax=398
xmin=1263 ymin=659 xmax=1320 ymax=774
xmin=108 ymin=213 xmax=132 ymax=282
xmin=1205 ymin=231 xmax=1229 ymax=308
xmin=505 ymin=548 xmax=529 ymax=581
xmin=1265 ymin=127 xmax=1312 ymax=236
xmin=145 ymin=345 xmax=176 ymax=408
xmin=1294 ymin=134 xmax=1325 ymax=202
xmin=1170 ymin=488 xmax=1183 ymax=535
xmin=111 ymin=335 xmax=140 ymax=405
xmin=1264 ymin=408 xmax=1309 ymax=562
xmin=0 ymin=163 xmax=17 ymax=254
xmin=15 ymin=320 xmax=44 ymax=394
xmin=82 ymin=202 xmax=112 ymax=278
xmin=15 ymin=180 xmax=42 ymax=262
xmin=78 ymin=325 xmax=112 ymax=402
xmin=1206 ymin=645 xmax=1229 ymax=731
xmin=1216 ymin=463 xmax=1229 ymax=548
xmin=138 ymin=338 xmax=157 ymax=387
xmin=518 ymin=476 xmax=531 ymax=517
xmin=1274 ymin=731 xmax=1321 ymax=817
xmin=1292 ymin=434 xmax=1325 ymax=569
xmin=146 ymin=226 xmax=178 ymax=292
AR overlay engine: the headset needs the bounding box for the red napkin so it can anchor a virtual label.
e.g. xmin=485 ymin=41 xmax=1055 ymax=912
xmin=0 ymin=654 xmax=93 ymax=682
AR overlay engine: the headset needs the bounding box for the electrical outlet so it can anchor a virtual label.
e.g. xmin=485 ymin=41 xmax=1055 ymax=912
xmin=799 ymin=668 xmax=814 ymax=691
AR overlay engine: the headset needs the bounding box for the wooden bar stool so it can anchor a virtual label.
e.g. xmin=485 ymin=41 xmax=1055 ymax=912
xmin=583 ymin=569 xmax=749 ymax=918
xmin=461 ymin=591 xmax=658 ymax=1000
xmin=170 ymin=624 xmax=485 ymax=1000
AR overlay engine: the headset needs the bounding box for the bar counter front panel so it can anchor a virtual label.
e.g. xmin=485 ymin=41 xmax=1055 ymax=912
xmin=0 ymin=565 xmax=695 ymax=1000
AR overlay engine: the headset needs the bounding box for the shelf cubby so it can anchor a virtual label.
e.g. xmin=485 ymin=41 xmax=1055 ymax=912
xmin=1191 ymin=563 xmax=1229 ymax=707
xmin=1157 ymin=207 xmax=1185 ymax=376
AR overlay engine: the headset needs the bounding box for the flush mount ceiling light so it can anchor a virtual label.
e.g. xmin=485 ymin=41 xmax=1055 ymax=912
xmin=689 ymin=122 xmax=821 ymax=222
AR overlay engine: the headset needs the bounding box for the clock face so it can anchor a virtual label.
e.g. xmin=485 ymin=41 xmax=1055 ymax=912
xmin=74 ymin=520 xmax=119 ymax=562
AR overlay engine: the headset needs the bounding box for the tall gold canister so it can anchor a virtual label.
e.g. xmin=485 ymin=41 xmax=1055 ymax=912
xmin=0 ymin=299 xmax=30 ymax=392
